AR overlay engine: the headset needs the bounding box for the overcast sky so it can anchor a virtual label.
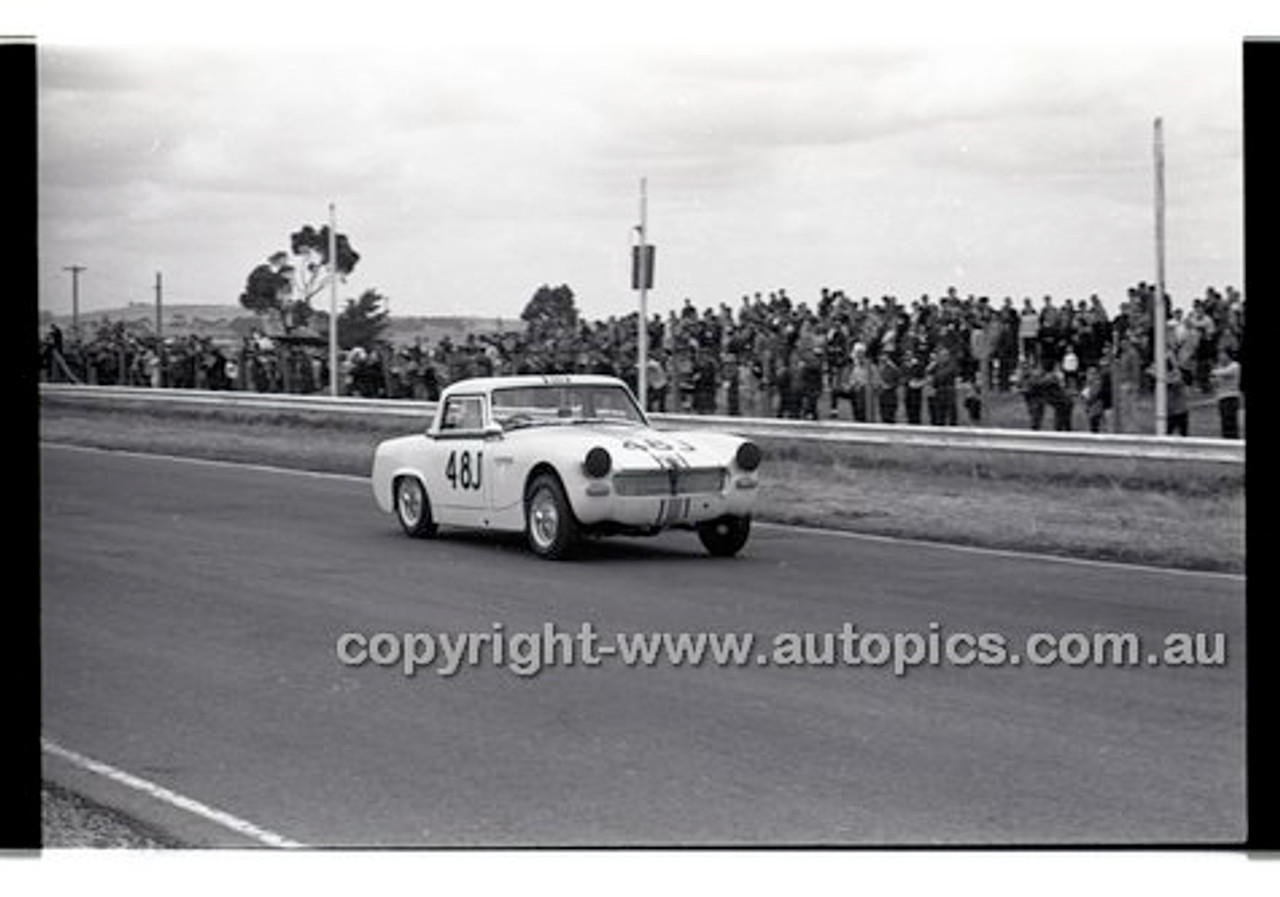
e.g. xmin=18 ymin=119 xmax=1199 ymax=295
xmin=32 ymin=4 xmax=1261 ymax=321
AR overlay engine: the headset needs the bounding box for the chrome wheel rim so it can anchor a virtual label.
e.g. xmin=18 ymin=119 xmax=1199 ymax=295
xmin=398 ymin=480 xmax=423 ymax=527
xmin=529 ymin=488 xmax=559 ymax=550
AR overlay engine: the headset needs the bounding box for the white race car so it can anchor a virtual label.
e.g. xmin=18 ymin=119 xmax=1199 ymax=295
xmin=371 ymin=374 xmax=762 ymax=559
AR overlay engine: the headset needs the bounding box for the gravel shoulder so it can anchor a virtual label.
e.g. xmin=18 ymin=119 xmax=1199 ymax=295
xmin=42 ymin=781 xmax=183 ymax=849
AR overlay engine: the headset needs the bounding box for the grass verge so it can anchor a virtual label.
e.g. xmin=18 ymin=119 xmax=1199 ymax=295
xmin=40 ymin=395 xmax=1244 ymax=573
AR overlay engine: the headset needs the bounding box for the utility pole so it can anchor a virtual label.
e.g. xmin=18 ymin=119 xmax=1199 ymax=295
xmin=633 ymin=177 xmax=652 ymax=411
xmin=1153 ymin=117 xmax=1168 ymax=435
xmin=329 ymin=202 xmax=340 ymax=397
xmin=155 ymin=271 xmax=163 ymax=341
xmin=63 ymin=265 xmax=85 ymax=339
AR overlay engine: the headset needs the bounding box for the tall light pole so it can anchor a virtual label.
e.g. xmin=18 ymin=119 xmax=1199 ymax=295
xmin=63 ymin=265 xmax=85 ymax=338
xmin=1153 ymin=117 xmax=1167 ymax=435
xmin=329 ymin=202 xmax=339 ymax=397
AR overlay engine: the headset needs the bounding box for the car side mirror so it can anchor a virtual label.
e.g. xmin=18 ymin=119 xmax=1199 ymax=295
xmin=483 ymin=422 xmax=504 ymax=440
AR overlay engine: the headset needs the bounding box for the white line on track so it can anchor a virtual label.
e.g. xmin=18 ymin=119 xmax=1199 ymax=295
xmin=42 ymin=737 xmax=306 ymax=848
xmin=41 ymin=440 xmax=1245 ymax=582
xmin=41 ymin=441 xmax=368 ymax=483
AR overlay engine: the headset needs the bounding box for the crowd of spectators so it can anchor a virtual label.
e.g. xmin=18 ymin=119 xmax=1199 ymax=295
xmin=39 ymin=319 xmax=328 ymax=393
xmin=40 ymin=281 xmax=1245 ymax=436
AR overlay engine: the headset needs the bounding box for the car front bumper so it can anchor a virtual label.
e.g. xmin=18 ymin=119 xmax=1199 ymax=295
xmin=571 ymin=473 xmax=758 ymax=528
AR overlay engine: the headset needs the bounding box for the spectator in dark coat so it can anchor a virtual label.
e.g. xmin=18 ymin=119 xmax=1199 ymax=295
xmin=1020 ymin=360 xmax=1048 ymax=431
xmin=930 ymin=346 xmax=959 ymax=426
xmin=877 ymin=351 xmax=901 ymax=424
xmin=1045 ymin=365 xmax=1074 ymax=431
xmin=1166 ymin=361 xmax=1190 ymax=437
xmin=904 ymin=352 xmax=928 ymax=425
xmin=1081 ymin=366 xmax=1106 ymax=433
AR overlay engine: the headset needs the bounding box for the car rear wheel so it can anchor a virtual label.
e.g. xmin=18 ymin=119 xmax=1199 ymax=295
xmin=395 ymin=476 xmax=437 ymax=538
xmin=697 ymin=515 xmax=751 ymax=557
xmin=525 ymin=473 xmax=579 ymax=560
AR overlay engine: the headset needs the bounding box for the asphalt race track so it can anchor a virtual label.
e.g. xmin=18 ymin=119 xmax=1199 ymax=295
xmin=40 ymin=443 xmax=1245 ymax=846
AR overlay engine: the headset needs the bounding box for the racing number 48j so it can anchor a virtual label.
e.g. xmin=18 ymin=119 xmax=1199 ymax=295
xmin=446 ymin=449 xmax=483 ymax=490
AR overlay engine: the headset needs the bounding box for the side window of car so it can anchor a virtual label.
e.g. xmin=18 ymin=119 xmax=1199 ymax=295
xmin=439 ymin=396 xmax=485 ymax=432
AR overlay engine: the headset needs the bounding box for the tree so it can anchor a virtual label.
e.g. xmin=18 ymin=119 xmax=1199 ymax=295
xmin=328 ymin=288 xmax=391 ymax=350
xmin=521 ymin=284 xmax=578 ymax=342
xmin=238 ymin=224 xmax=360 ymax=334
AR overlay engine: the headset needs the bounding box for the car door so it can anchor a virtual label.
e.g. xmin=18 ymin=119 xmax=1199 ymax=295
xmin=426 ymin=393 xmax=491 ymax=525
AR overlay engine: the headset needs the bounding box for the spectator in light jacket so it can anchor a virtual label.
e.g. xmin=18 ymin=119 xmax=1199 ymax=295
xmin=1210 ymin=346 xmax=1242 ymax=439
xmin=1018 ymin=298 xmax=1040 ymax=365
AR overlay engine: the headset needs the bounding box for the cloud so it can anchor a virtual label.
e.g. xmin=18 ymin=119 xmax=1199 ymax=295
xmin=36 ymin=40 xmax=1243 ymax=319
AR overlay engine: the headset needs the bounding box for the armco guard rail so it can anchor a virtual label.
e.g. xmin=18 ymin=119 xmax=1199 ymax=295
xmin=39 ymin=383 xmax=1244 ymax=464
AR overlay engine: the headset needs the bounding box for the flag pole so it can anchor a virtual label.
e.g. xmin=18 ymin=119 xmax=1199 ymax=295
xmin=1153 ymin=118 xmax=1167 ymax=435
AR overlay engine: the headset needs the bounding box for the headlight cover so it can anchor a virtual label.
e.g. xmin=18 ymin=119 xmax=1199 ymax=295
xmin=583 ymin=446 xmax=612 ymax=478
xmin=735 ymin=441 xmax=762 ymax=472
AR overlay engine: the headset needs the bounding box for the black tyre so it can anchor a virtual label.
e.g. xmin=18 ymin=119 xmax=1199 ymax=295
xmin=525 ymin=472 xmax=579 ymax=560
xmin=394 ymin=476 xmax=438 ymax=538
xmin=697 ymin=515 xmax=751 ymax=557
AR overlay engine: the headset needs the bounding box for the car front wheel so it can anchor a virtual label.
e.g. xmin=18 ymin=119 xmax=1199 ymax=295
xmin=525 ymin=473 xmax=579 ymax=560
xmin=697 ymin=515 xmax=751 ymax=557
xmin=395 ymin=476 xmax=438 ymax=538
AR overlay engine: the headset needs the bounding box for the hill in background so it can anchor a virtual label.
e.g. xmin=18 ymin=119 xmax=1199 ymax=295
xmin=38 ymin=303 xmax=511 ymax=345
xmin=386 ymin=315 xmax=510 ymax=346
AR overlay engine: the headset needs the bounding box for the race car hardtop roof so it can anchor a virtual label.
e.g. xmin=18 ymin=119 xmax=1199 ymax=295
xmin=440 ymin=373 xmax=632 ymax=397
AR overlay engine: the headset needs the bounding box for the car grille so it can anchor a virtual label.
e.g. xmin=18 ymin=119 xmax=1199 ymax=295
xmin=613 ymin=467 xmax=726 ymax=496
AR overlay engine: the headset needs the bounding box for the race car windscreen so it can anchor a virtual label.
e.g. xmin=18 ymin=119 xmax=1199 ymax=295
xmin=491 ymin=385 xmax=646 ymax=429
